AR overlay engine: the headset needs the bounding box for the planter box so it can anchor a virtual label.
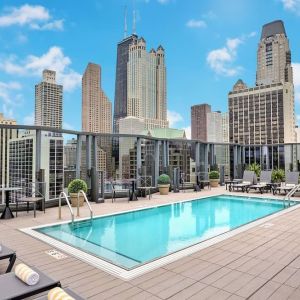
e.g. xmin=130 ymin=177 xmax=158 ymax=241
xmin=210 ymin=179 xmax=219 ymax=188
xmin=158 ymin=184 xmax=170 ymax=195
xmin=70 ymin=193 xmax=84 ymax=207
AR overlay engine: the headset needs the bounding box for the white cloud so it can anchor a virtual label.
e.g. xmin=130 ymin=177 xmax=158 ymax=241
xmin=167 ymin=110 xmax=183 ymax=127
xmin=207 ymin=33 xmax=256 ymax=77
xmin=281 ymin=0 xmax=300 ymax=11
xmin=0 ymin=4 xmax=64 ymax=30
xmin=0 ymin=81 xmax=22 ymax=118
xmin=183 ymin=126 xmax=191 ymax=139
xmin=0 ymin=47 xmax=81 ymax=92
xmin=23 ymin=112 xmax=34 ymax=125
xmin=186 ymin=19 xmax=207 ymax=29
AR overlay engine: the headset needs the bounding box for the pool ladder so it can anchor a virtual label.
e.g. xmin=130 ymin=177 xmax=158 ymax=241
xmin=283 ymin=184 xmax=300 ymax=207
xmin=58 ymin=191 xmax=93 ymax=224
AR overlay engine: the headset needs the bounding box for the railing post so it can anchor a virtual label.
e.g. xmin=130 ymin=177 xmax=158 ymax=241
xmin=204 ymin=143 xmax=208 ymax=173
xmin=136 ymin=137 xmax=142 ymax=178
xmin=195 ymin=142 xmax=200 ymax=172
xmin=154 ymin=140 xmax=160 ymax=186
xmin=86 ymin=135 xmax=92 ymax=188
xmin=233 ymin=145 xmax=238 ymax=179
xmin=76 ymin=134 xmax=82 ymax=179
xmin=163 ymin=140 xmax=169 ymax=173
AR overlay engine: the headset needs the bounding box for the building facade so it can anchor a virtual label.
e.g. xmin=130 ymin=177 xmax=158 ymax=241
xmin=114 ymin=35 xmax=168 ymax=132
xmin=191 ymin=104 xmax=211 ymax=141
xmin=8 ymin=132 xmax=64 ymax=200
xmin=82 ymin=63 xmax=112 ymax=178
xmin=0 ymin=113 xmax=18 ymax=201
xmin=64 ymin=138 xmax=77 ymax=169
xmin=35 ymin=70 xmax=63 ymax=129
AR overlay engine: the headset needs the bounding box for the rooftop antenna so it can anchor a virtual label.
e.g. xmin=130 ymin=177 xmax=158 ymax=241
xmin=132 ymin=0 xmax=136 ymax=34
xmin=124 ymin=5 xmax=127 ymax=38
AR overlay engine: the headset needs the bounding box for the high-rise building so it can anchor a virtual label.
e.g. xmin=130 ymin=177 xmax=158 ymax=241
xmin=229 ymin=20 xmax=296 ymax=170
xmin=35 ymin=70 xmax=63 ymax=129
xmin=8 ymin=131 xmax=64 ymax=200
xmin=82 ymin=63 xmax=112 ymax=177
xmin=256 ymin=20 xmax=293 ymax=86
xmin=0 ymin=113 xmax=18 ymax=201
xmin=191 ymin=104 xmax=211 ymax=141
xmin=64 ymin=138 xmax=77 ymax=169
xmin=114 ymin=35 xmax=168 ymax=132
xmin=82 ymin=63 xmax=112 ymax=133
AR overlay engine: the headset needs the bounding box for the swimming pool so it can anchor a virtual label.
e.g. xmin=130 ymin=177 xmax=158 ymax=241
xmin=32 ymin=195 xmax=296 ymax=272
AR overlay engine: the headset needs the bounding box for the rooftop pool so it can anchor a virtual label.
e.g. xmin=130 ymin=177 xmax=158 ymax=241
xmin=33 ymin=195 xmax=297 ymax=271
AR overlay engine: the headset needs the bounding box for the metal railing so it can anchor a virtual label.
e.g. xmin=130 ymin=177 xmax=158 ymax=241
xmin=283 ymin=184 xmax=300 ymax=207
xmin=77 ymin=190 xmax=93 ymax=220
xmin=58 ymin=192 xmax=74 ymax=224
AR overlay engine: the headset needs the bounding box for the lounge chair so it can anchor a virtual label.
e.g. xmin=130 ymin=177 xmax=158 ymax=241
xmin=231 ymin=171 xmax=255 ymax=192
xmin=246 ymin=171 xmax=272 ymax=194
xmin=34 ymin=287 xmax=85 ymax=300
xmin=0 ymin=266 xmax=60 ymax=300
xmin=274 ymin=171 xmax=299 ymax=195
xmin=0 ymin=244 xmax=16 ymax=273
xmin=137 ymin=176 xmax=155 ymax=199
xmin=111 ymin=180 xmax=130 ymax=202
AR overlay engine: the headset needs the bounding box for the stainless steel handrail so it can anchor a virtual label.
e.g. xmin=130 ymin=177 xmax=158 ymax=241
xmin=77 ymin=190 xmax=93 ymax=220
xmin=283 ymin=184 xmax=300 ymax=207
xmin=58 ymin=192 xmax=74 ymax=223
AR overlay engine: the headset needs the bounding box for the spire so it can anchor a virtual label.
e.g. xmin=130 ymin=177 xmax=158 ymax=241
xmin=124 ymin=5 xmax=127 ymax=38
xmin=132 ymin=8 xmax=136 ymax=34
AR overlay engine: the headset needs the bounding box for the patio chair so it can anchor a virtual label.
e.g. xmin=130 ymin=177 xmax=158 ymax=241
xmin=137 ymin=176 xmax=155 ymax=199
xmin=0 ymin=265 xmax=60 ymax=300
xmin=0 ymin=244 xmax=16 ymax=273
xmin=111 ymin=180 xmax=130 ymax=202
xmin=16 ymin=182 xmax=45 ymax=218
xmin=274 ymin=171 xmax=299 ymax=195
xmin=34 ymin=287 xmax=85 ymax=300
xmin=246 ymin=171 xmax=272 ymax=194
xmin=231 ymin=171 xmax=255 ymax=192
xmin=198 ymin=172 xmax=210 ymax=190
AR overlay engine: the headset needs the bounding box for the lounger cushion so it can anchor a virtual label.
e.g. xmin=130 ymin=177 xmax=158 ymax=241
xmin=285 ymin=184 xmax=295 ymax=188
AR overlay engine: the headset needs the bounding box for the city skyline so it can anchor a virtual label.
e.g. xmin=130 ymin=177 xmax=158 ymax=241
xmin=0 ymin=1 xmax=300 ymax=138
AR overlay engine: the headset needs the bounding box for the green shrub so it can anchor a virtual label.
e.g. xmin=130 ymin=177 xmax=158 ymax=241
xmin=246 ymin=163 xmax=261 ymax=177
xmin=68 ymin=179 xmax=88 ymax=194
xmin=157 ymin=174 xmax=171 ymax=185
xmin=209 ymin=171 xmax=220 ymax=179
xmin=272 ymin=169 xmax=285 ymax=182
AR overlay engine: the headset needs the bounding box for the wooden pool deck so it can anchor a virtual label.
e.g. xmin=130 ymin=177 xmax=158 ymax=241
xmin=1 ymin=187 xmax=300 ymax=299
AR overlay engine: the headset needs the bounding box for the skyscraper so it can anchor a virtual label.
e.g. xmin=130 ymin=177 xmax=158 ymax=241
xmin=35 ymin=70 xmax=63 ymax=129
xmin=228 ymin=20 xmax=295 ymax=170
xmin=114 ymin=35 xmax=168 ymax=132
xmin=82 ymin=63 xmax=112 ymax=176
xmin=256 ymin=20 xmax=293 ymax=86
xmin=82 ymin=63 xmax=112 ymax=133
xmin=191 ymin=104 xmax=211 ymax=141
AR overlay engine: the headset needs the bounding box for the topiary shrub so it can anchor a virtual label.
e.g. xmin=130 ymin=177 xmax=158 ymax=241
xmin=209 ymin=171 xmax=220 ymax=179
xmin=157 ymin=174 xmax=171 ymax=185
xmin=272 ymin=168 xmax=285 ymax=183
xmin=68 ymin=179 xmax=88 ymax=194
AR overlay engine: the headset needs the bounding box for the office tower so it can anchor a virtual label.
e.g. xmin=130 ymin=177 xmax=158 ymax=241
xmin=228 ymin=20 xmax=295 ymax=170
xmin=82 ymin=63 xmax=112 ymax=133
xmin=0 ymin=114 xmax=18 ymax=195
xmin=82 ymin=63 xmax=112 ymax=177
xmin=64 ymin=138 xmax=77 ymax=169
xmin=114 ymin=35 xmax=168 ymax=132
xmin=191 ymin=104 xmax=211 ymax=141
xmin=119 ymin=117 xmax=145 ymax=178
xmin=35 ymin=70 xmax=63 ymax=129
xmin=8 ymin=131 xmax=63 ymax=200
xmin=256 ymin=20 xmax=293 ymax=86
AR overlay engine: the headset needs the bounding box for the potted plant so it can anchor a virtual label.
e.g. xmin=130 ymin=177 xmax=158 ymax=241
xmin=209 ymin=171 xmax=219 ymax=187
xmin=157 ymin=174 xmax=171 ymax=195
xmin=68 ymin=179 xmax=88 ymax=207
xmin=272 ymin=168 xmax=285 ymax=183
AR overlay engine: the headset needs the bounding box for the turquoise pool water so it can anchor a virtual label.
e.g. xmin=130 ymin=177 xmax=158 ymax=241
xmin=36 ymin=195 xmax=295 ymax=269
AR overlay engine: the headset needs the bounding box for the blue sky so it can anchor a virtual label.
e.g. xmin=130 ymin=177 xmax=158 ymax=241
xmin=0 ymin=0 xmax=300 ymax=137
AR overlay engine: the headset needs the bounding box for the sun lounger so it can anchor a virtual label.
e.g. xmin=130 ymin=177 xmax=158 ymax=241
xmin=231 ymin=171 xmax=255 ymax=192
xmin=0 ymin=245 xmax=16 ymax=273
xmin=274 ymin=171 xmax=299 ymax=195
xmin=34 ymin=287 xmax=85 ymax=300
xmin=0 ymin=266 xmax=60 ymax=300
xmin=247 ymin=171 xmax=272 ymax=194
